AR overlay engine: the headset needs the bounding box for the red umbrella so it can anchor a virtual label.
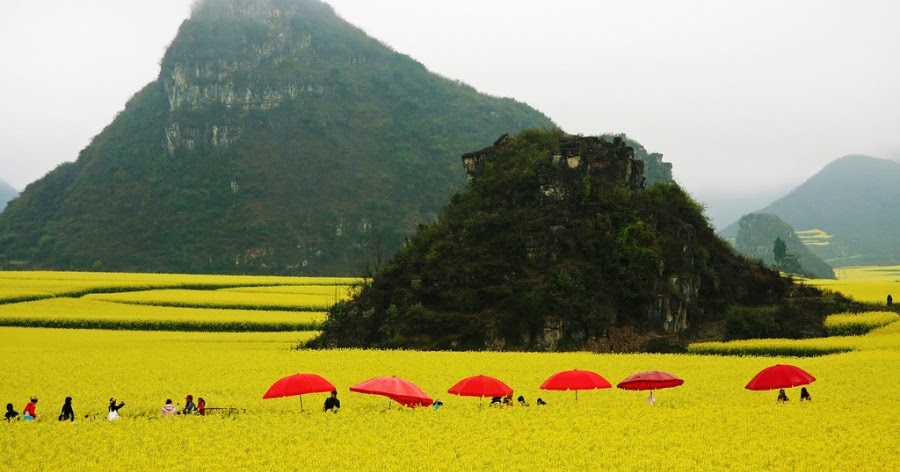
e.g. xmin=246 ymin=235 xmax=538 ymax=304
xmin=617 ymin=370 xmax=684 ymax=391
xmin=350 ymin=376 xmax=434 ymax=408
xmin=540 ymin=369 xmax=611 ymax=400
xmin=745 ymin=364 xmax=816 ymax=391
xmin=448 ymin=375 xmax=513 ymax=398
xmin=263 ymin=373 xmax=336 ymax=411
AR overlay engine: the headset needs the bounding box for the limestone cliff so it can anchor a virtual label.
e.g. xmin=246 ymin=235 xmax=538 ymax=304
xmin=313 ymin=130 xmax=818 ymax=352
xmin=0 ymin=0 xmax=554 ymax=274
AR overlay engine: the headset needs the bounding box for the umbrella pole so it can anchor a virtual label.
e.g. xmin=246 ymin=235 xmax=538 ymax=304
xmin=575 ymin=390 xmax=578 ymax=402
xmin=300 ymin=395 xmax=304 ymax=412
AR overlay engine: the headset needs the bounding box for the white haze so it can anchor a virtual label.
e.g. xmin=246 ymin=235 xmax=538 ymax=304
xmin=2 ymin=0 xmax=899 ymax=227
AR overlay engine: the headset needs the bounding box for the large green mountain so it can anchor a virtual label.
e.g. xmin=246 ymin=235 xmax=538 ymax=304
xmin=313 ymin=130 xmax=847 ymax=352
xmin=0 ymin=0 xmax=559 ymax=274
xmin=0 ymin=180 xmax=17 ymax=213
xmin=721 ymin=155 xmax=900 ymax=267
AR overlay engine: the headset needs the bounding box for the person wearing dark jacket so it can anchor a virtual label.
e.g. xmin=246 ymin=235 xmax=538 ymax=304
xmin=5 ymin=403 xmax=18 ymax=421
xmin=183 ymin=395 xmax=197 ymax=415
xmin=323 ymin=390 xmax=340 ymax=412
xmin=58 ymin=397 xmax=75 ymax=422
xmin=108 ymin=398 xmax=125 ymax=420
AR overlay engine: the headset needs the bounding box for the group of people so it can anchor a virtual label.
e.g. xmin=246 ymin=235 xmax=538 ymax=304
xmin=6 ymin=386 xmax=813 ymax=421
xmin=4 ymin=394 xmax=205 ymax=422
xmin=777 ymin=387 xmax=812 ymax=402
xmin=161 ymin=395 xmax=206 ymax=417
xmin=488 ymin=395 xmax=546 ymax=407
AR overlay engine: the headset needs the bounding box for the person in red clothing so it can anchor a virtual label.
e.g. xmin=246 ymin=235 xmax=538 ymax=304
xmin=23 ymin=397 xmax=38 ymax=421
xmin=197 ymin=397 xmax=206 ymax=416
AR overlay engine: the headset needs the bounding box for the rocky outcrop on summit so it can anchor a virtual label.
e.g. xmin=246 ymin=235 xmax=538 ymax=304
xmin=312 ymin=130 xmax=832 ymax=352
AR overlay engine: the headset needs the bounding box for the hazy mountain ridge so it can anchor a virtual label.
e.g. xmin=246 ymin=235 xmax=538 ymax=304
xmin=0 ymin=180 xmax=18 ymax=213
xmin=720 ymin=154 xmax=900 ymax=267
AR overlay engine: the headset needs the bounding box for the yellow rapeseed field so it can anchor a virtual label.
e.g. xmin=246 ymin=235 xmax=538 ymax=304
xmin=0 ymin=272 xmax=355 ymax=331
xmin=0 ymin=298 xmax=325 ymax=331
xmin=1 ymin=327 xmax=898 ymax=471
xmin=2 ymin=270 xmax=898 ymax=470
xmin=807 ymin=265 xmax=900 ymax=304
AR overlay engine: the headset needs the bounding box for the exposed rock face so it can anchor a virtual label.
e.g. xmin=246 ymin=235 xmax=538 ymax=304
xmin=468 ymin=135 xmax=690 ymax=338
xmin=312 ymin=130 xmax=802 ymax=352
xmin=0 ymin=0 xmax=554 ymax=274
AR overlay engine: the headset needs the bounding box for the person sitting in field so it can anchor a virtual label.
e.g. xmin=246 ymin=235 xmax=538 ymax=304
xmin=197 ymin=397 xmax=206 ymax=416
xmin=647 ymin=392 xmax=656 ymax=405
xmin=23 ymin=397 xmax=38 ymax=421
xmin=432 ymin=400 xmax=443 ymax=411
xmin=323 ymin=390 xmax=340 ymax=413
xmin=108 ymin=398 xmax=125 ymax=421
xmin=161 ymin=399 xmax=178 ymax=417
xmin=183 ymin=395 xmax=197 ymax=415
xmin=490 ymin=396 xmax=502 ymax=406
xmin=58 ymin=397 xmax=75 ymax=422
xmin=777 ymin=389 xmax=789 ymax=403
xmin=800 ymin=387 xmax=811 ymax=401
xmin=517 ymin=396 xmax=529 ymax=407
xmin=536 ymin=398 xmax=547 ymax=406
xmin=5 ymin=403 xmax=18 ymax=422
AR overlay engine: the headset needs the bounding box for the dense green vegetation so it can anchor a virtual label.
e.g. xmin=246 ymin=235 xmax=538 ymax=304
xmin=0 ymin=0 xmax=572 ymax=275
xmin=312 ymin=130 xmax=851 ymax=351
xmin=730 ymin=213 xmax=835 ymax=279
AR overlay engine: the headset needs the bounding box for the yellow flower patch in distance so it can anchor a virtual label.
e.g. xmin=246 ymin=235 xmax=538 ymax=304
xmin=86 ymin=289 xmax=336 ymax=311
xmin=808 ymin=265 xmax=900 ymax=304
xmin=0 ymin=298 xmax=325 ymax=331
xmin=0 ymin=271 xmax=359 ymax=299
xmin=824 ymin=311 xmax=899 ymax=335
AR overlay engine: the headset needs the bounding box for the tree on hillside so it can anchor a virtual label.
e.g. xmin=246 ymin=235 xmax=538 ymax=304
xmin=773 ymin=237 xmax=803 ymax=275
xmin=773 ymin=237 xmax=787 ymax=264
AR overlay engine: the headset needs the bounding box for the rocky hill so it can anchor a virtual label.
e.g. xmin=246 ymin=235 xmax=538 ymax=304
xmin=312 ymin=130 xmax=847 ymax=352
xmin=0 ymin=0 xmax=561 ymax=274
xmin=721 ymin=155 xmax=900 ymax=267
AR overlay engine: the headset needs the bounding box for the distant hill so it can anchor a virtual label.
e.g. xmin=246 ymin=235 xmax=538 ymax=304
xmin=0 ymin=180 xmax=17 ymax=213
xmin=721 ymin=155 xmax=900 ymax=267
xmin=731 ymin=213 xmax=835 ymax=279
xmin=312 ymin=131 xmax=846 ymax=352
xmin=0 ymin=0 xmax=560 ymax=274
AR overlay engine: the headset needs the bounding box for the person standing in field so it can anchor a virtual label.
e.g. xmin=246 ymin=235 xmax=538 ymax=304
xmin=888 ymin=294 xmax=893 ymax=306
xmin=108 ymin=398 xmax=125 ymax=421
xmin=58 ymin=397 xmax=75 ymax=422
xmin=22 ymin=397 xmax=38 ymax=421
xmin=161 ymin=399 xmax=178 ymax=417
xmin=197 ymin=397 xmax=206 ymax=416
xmin=323 ymin=390 xmax=340 ymax=413
xmin=5 ymin=403 xmax=18 ymax=421
xmin=800 ymin=387 xmax=812 ymax=401
xmin=182 ymin=395 xmax=197 ymax=415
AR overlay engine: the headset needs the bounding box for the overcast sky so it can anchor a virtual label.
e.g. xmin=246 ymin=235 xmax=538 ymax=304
xmin=3 ymin=0 xmax=899 ymax=208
